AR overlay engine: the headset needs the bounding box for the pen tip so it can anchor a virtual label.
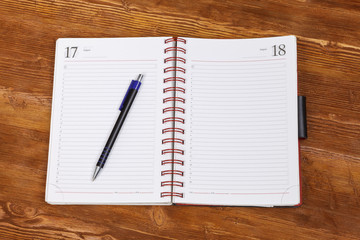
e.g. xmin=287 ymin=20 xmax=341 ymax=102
xmin=92 ymin=166 xmax=101 ymax=181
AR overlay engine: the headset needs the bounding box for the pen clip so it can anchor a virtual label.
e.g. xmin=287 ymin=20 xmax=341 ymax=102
xmin=119 ymin=80 xmax=142 ymax=111
xmin=119 ymin=83 xmax=131 ymax=111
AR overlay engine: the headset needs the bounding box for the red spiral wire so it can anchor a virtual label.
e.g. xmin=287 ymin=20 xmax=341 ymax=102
xmin=163 ymin=87 xmax=185 ymax=93
xmin=161 ymin=37 xmax=186 ymax=198
xmin=162 ymin=138 xmax=185 ymax=144
xmin=162 ymin=149 xmax=184 ymax=155
xmin=162 ymin=117 xmax=185 ymax=124
xmin=164 ymin=57 xmax=186 ymax=64
xmin=164 ymin=37 xmax=187 ymax=44
xmin=161 ymin=170 xmax=184 ymax=176
xmin=163 ymin=107 xmax=185 ymax=114
xmin=161 ymin=192 xmax=184 ymax=198
xmin=164 ymin=67 xmax=186 ymax=73
xmin=162 ymin=128 xmax=184 ymax=134
xmin=161 ymin=181 xmax=184 ymax=187
xmin=161 ymin=159 xmax=184 ymax=165
xmin=164 ymin=77 xmax=185 ymax=83
xmin=163 ymin=97 xmax=185 ymax=103
xmin=164 ymin=47 xmax=186 ymax=54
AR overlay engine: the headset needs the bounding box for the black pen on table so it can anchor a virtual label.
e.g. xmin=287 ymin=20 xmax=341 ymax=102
xmin=92 ymin=74 xmax=143 ymax=181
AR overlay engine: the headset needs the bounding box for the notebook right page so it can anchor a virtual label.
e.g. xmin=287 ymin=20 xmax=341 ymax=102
xmin=176 ymin=36 xmax=299 ymax=206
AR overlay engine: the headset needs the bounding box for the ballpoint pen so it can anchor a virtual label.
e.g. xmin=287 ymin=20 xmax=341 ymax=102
xmin=92 ymin=74 xmax=143 ymax=181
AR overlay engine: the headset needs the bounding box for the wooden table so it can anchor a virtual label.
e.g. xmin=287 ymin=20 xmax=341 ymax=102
xmin=1 ymin=0 xmax=360 ymax=239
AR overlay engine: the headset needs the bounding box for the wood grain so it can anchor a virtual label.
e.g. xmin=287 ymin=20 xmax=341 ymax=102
xmin=0 ymin=0 xmax=360 ymax=239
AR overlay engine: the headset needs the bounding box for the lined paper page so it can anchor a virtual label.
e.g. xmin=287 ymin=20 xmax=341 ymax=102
xmin=175 ymin=36 xmax=299 ymax=206
xmin=46 ymin=38 xmax=171 ymax=204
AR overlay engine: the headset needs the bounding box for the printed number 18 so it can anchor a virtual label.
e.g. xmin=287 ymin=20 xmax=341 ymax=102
xmin=272 ymin=44 xmax=286 ymax=56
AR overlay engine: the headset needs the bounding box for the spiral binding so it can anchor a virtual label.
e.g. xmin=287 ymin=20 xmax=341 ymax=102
xmin=165 ymin=57 xmax=186 ymax=63
xmin=162 ymin=138 xmax=184 ymax=144
xmin=162 ymin=117 xmax=185 ymax=124
xmin=163 ymin=97 xmax=185 ymax=103
xmin=163 ymin=87 xmax=185 ymax=93
xmin=162 ymin=128 xmax=184 ymax=134
xmin=164 ymin=47 xmax=186 ymax=54
xmin=161 ymin=37 xmax=186 ymax=199
xmin=161 ymin=159 xmax=184 ymax=165
xmin=164 ymin=77 xmax=185 ymax=83
xmin=161 ymin=192 xmax=184 ymax=198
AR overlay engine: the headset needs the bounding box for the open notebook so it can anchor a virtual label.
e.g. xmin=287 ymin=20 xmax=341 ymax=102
xmin=46 ymin=36 xmax=300 ymax=206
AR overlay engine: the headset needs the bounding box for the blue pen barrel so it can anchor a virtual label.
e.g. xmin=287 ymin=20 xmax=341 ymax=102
xmin=120 ymin=80 xmax=142 ymax=111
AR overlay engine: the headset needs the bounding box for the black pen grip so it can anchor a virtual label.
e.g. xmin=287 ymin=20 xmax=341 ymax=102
xmin=96 ymin=89 xmax=138 ymax=168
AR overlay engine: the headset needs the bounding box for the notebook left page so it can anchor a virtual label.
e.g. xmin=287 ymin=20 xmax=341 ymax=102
xmin=46 ymin=37 xmax=172 ymax=204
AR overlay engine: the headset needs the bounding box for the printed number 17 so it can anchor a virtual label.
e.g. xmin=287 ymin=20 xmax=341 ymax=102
xmin=65 ymin=47 xmax=78 ymax=58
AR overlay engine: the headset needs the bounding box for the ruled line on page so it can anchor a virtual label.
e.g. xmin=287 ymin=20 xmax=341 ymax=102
xmin=191 ymin=58 xmax=286 ymax=62
xmin=64 ymin=59 xmax=158 ymax=62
